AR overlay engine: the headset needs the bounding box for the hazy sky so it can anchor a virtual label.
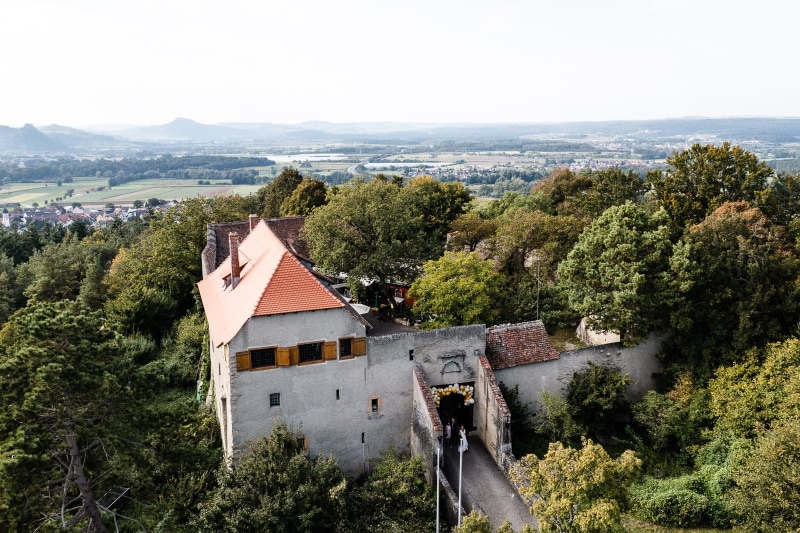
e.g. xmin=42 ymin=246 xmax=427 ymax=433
xmin=2 ymin=0 xmax=798 ymax=127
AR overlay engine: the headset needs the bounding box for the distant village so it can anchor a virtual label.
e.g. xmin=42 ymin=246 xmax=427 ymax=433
xmin=0 ymin=201 xmax=177 ymax=230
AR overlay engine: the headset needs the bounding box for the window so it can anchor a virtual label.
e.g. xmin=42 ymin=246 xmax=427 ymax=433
xmin=339 ymin=338 xmax=353 ymax=358
xmin=251 ymin=348 xmax=276 ymax=369
xmin=236 ymin=347 xmax=278 ymax=372
xmin=299 ymin=342 xmax=323 ymax=363
xmin=269 ymin=393 xmax=280 ymax=407
xmin=369 ymin=395 xmax=382 ymax=414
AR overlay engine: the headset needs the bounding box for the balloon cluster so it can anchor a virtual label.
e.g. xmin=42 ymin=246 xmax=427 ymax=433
xmin=431 ymin=384 xmax=475 ymax=406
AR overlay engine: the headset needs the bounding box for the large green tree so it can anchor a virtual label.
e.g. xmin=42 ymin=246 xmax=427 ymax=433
xmin=302 ymin=178 xmax=426 ymax=303
xmin=512 ymin=439 xmax=641 ymax=533
xmin=447 ymin=212 xmax=498 ymax=252
xmin=405 ymin=175 xmax=471 ymax=255
xmin=195 ymin=422 xmax=347 ymax=532
xmin=0 ymin=301 xmax=125 ymax=532
xmin=492 ymin=210 xmax=585 ymax=281
xmin=409 ymin=251 xmax=505 ymax=329
xmin=729 ymin=418 xmax=800 ymax=532
xmin=646 ymin=142 xmax=773 ymax=228
xmin=557 ymin=202 xmax=675 ymax=345
xmin=667 ymin=202 xmax=800 ymax=376
xmin=259 ymin=167 xmax=305 ymax=218
xmin=279 ymin=176 xmax=328 ymax=216
xmin=574 ymin=167 xmax=647 ymax=219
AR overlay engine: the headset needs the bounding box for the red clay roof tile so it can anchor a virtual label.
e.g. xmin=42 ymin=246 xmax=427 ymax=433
xmin=486 ymin=321 xmax=559 ymax=370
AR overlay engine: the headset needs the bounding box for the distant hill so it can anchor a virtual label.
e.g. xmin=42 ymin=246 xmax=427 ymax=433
xmin=0 ymin=124 xmax=64 ymax=153
xmin=1 ymin=117 xmax=798 ymax=155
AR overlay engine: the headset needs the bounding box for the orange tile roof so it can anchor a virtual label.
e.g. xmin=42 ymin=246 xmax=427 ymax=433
xmin=255 ymin=251 xmax=345 ymax=316
xmin=198 ymin=220 xmax=344 ymax=348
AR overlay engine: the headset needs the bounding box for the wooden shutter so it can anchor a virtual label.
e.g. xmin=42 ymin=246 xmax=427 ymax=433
xmin=277 ymin=347 xmax=290 ymax=367
xmin=289 ymin=346 xmax=299 ymax=366
xmin=352 ymin=337 xmax=366 ymax=356
xmin=235 ymin=351 xmax=251 ymax=371
xmin=323 ymin=341 xmax=337 ymax=360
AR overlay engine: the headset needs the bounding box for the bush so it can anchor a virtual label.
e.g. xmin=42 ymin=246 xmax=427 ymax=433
xmin=566 ymin=362 xmax=631 ymax=438
xmin=635 ymin=486 xmax=710 ymax=527
xmin=629 ymin=465 xmax=735 ymax=528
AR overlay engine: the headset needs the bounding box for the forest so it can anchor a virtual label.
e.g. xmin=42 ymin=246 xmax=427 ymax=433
xmin=1 ymin=144 xmax=800 ymax=532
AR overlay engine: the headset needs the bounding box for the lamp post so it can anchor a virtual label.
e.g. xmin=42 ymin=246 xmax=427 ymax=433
xmin=457 ymin=432 xmax=464 ymax=528
xmin=436 ymin=442 xmax=441 ymax=533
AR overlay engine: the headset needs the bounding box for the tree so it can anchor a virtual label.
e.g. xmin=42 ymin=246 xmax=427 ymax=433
xmin=409 ymin=251 xmax=505 ymax=329
xmin=729 ymin=418 xmax=800 ymax=532
xmin=405 ymin=175 xmax=472 ymax=256
xmin=0 ymin=301 xmax=125 ymax=532
xmin=667 ymin=202 xmax=800 ymax=376
xmin=0 ymin=253 xmax=21 ymax=325
xmin=105 ymin=196 xmax=254 ymax=337
xmin=708 ymin=337 xmax=800 ymax=439
xmin=447 ymin=212 xmax=498 ymax=252
xmin=557 ymin=202 xmax=675 ymax=345
xmin=195 ymin=422 xmax=347 ymax=532
xmin=536 ymin=391 xmax=580 ymax=445
xmin=132 ymin=199 xmax=144 ymax=208
xmin=279 ymin=176 xmax=328 ymax=216
xmin=511 ymin=439 xmax=641 ymax=533
xmin=259 ymin=167 xmax=304 ymax=218
xmin=492 ymin=211 xmax=585 ymax=281
xmin=646 ymin=142 xmax=773 ymax=228
xmin=530 ymin=167 xmax=593 ymax=215
xmin=574 ymin=167 xmax=647 ymax=218
xmin=302 ymin=178 xmax=425 ymax=304
xmin=565 ymin=362 xmax=631 ymax=438
xmin=345 ymin=451 xmax=437 ymax=532
xmin=452 ymin=510 xmax=493 ymax=533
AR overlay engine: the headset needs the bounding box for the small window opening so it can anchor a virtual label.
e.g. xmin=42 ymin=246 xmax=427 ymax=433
xmin=336 ymin=389 xmax=340 ymax=400
xmin=371 ymin=398 xmax=379 ymax=413
xmin=269 ymin=392 xmax=281 ymax=407
xmin=409 ymin=349 xmax=414 ymax=361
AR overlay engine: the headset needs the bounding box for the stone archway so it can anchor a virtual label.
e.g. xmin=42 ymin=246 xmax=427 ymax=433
xmin=432 ymin=382 xmax=475 ymax=433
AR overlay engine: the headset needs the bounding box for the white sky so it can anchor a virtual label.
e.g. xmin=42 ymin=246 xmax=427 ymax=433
xmin=1 ymin=0 xmax=798 ymax=127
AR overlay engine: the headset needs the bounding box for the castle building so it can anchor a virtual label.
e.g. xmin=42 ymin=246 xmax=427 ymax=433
xmin=198 ymin=216 xmax=661 ymax=476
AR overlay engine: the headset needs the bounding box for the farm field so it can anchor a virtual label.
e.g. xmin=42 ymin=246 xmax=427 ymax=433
xmin=0 ymin=177 xmax=262 ymax=208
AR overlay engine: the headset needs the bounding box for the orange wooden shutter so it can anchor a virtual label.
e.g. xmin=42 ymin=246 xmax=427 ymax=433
xmin=352 ymin=337 xmax=366 ymax=356
xmin=323 ymin=341 xmax=337 ymax=360
xmin=236 ymin=351 xmax=251 ymax=371
xmin=277 ymin=347 xmax=290 ymax=367
xmin=289 ymin=346 xmax=299 ymax=366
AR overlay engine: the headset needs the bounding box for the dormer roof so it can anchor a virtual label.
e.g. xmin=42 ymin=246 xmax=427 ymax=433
xmin=198 ymin=220 xmax=353 ymax=348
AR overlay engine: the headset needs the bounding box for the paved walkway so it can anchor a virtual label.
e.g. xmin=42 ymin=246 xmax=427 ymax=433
xmin=441 ymin=435 xmax=537 ymax=531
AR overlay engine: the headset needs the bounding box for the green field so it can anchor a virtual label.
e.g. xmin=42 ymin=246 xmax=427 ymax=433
xmin=0 ymin=177 xmax=263 ymax=208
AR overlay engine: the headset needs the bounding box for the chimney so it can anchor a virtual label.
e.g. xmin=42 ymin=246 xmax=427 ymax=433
xmin=229 ymin=232 xmax=241 ymax=289
xmin=249 ymin=214 xmax=259 ymax=232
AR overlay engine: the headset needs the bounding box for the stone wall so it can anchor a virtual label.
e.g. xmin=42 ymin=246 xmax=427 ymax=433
xmin=474 ymin=357 xmax=511 ymax=466
xmin=494 ymin=333 xmax=665 ymax=415
xmin=410 ymin=365 xmax=443 ymax=483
